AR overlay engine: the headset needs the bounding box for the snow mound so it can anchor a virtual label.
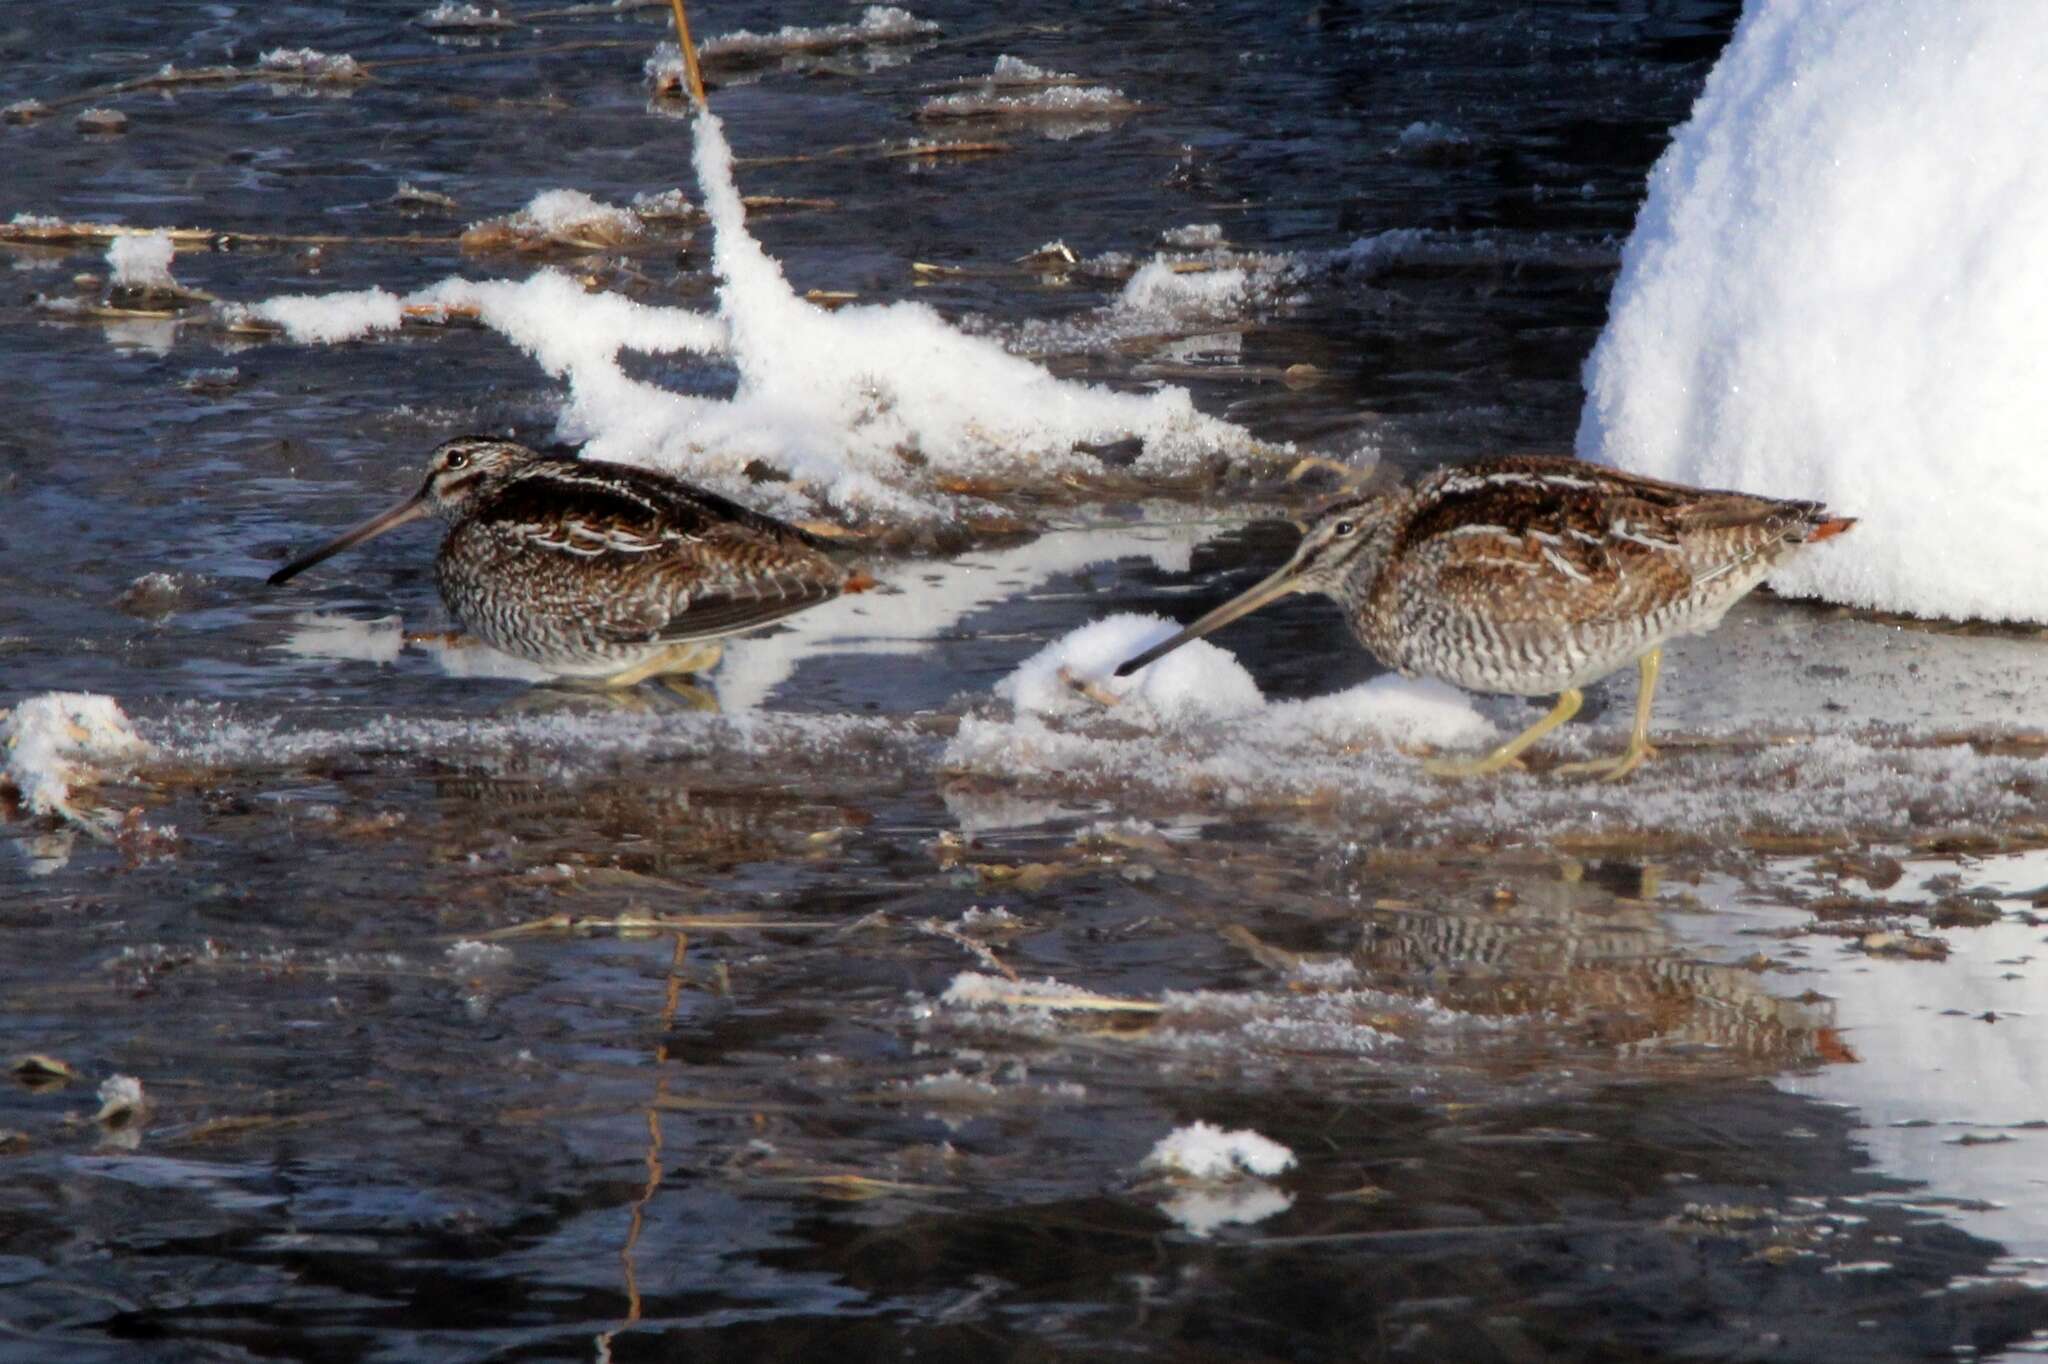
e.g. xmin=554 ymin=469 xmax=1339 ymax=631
xmin=1578 ymin=1 xmax=2048 ymax=623
xmin=1142 ymin=1121 xmax=1296 ymax=1179
xmin=998 ymin=614 xmax=1262 ymax=725
xmin=947 ymin=618 xmax=1497 ymax=797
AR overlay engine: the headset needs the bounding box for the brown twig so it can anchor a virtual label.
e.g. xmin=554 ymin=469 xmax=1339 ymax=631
xmin=664 ymin=0 xmax=708 ymax=108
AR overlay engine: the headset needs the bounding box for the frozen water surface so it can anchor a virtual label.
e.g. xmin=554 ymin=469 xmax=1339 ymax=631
xmin=5 ymin=1 xmax=2048 ymax=1359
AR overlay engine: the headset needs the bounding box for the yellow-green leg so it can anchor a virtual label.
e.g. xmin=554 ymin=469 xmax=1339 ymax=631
xmin=595 ymin=640 xmax=725 ymax=689
xmin=1553 ymin=647 xmax=1662 ymax=783
xmin=1424 ymin=687 xmax=1583 ymax=779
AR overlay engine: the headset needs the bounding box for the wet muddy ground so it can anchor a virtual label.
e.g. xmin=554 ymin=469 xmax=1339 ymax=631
xmin=5 ymin=2 xmax=2048 ymax=1360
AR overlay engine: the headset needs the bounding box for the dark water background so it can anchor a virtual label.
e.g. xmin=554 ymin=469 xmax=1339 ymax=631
xmin=7 ymin=3 xmax=2048 ymax=1360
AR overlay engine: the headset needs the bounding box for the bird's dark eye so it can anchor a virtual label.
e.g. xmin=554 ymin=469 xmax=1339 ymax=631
xmin=444 ymin=450 xmax=470 ymax=470
xmin=1333 ymin=519 xmax=1357 ymax=537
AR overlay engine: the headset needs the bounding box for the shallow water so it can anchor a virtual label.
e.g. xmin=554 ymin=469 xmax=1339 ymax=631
xmin=7 ymin=2 xmax=2048 ymax=1360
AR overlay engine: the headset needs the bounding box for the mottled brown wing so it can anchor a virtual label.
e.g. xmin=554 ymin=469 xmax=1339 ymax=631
xmin=595 ymin=569 xmax=843 ymax=645
xmin=1399 ymin=461 xmax=1698 ymax=627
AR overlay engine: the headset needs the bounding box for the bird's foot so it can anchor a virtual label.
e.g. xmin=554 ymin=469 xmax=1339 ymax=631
xmin=1422 ymin=749 xmax=1529 ymax=780
xmin=1552 ymin=741 xmax=1657 ymax=783
xmin=596 ymin=641 xmax=725 ymax=689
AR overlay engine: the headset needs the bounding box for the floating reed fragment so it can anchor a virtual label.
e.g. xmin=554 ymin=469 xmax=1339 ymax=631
xmin=0 ymin=218 xmax=456 ymax=252
xmin=736 ymin=138 xmax=1012 ymax=169
xmin=472 ymin=911 xmax=839 ymax=940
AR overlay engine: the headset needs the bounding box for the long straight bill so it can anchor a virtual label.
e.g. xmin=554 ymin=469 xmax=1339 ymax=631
xmin=266 ymin=493 xmax=431 ymax=586
xmin=1112 ymin=561 xmax=1303 ymax=677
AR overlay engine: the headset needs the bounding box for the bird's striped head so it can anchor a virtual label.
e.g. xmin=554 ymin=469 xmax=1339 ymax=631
xmin=418 ymin=436 xmax=543 ymax=516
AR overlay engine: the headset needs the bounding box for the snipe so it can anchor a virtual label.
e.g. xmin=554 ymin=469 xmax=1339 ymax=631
xmin=268 ymin=437 xmax=873 ymax=686
xmin=1115 ymin=455 xmax=1855 ymax=780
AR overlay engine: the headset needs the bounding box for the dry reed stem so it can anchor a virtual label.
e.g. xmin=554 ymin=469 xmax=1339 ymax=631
xmin=664 ymin=0 xmax=708 ymax=107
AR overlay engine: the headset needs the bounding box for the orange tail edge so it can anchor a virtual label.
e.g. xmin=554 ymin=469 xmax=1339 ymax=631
xmin=1806 ymin=516 xmax=1857 ymax=543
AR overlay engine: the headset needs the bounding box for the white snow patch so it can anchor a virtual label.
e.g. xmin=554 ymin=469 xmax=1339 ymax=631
xmin=447 ymin=940 xmax=513 ymax=969
xmin=2 ymin=693 xmax=150 ymax=827
xmin=1117 ymin=260 xmax=1250 ymax=321
xmin=502 ymin=188 xmax=641 ymax=242
xmin=106 ymin=231 xmax=175 ymax=288
xmin=244 ymin=111 xmax=1265 ymax=526
xmin=700 ymin=6 xmax=937 ymax=58
xmin=940 ymin=972 xmax=1109 ymax=1010
xmin=997 ymin=614 xmax=1262 ymax=725
xmin=1578 ymin=1 xmax=2048 ymax=622
xmin=1142 ymin=1121 xmax=1296 ymax=1179
xmin=918 ymin=84 xmax=1135 ymax=122
xmin=988 ymin=54 xmax=1072 ymax=83
xmin=250 ymin=288 xmax=404 ymax=344
xmin=94 ymin=1074 xmax=147 ymax=1124
xmin=257 ymin=48 xmax=365 ymax=80
xmin=948 ymin=618 xmax=1497 ymax=791
xmin=1161 ymin=223 xmax=1225 ymax=250
xmin=419 ymin=2 xmax=511 ymax=30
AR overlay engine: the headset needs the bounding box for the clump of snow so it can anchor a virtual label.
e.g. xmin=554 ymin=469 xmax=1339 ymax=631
xmin=988 ymin=54 xmax=1072 ymax=84
xmin=1161 ymin=223 xmax=1225 ymax=249
xmin=940 ymin=972 xmax=1112 ymax=1010
xmin=249 ymin=287 xmax=403 ymax=344
xmin=519 ymin=189 xmax=639 ymax=239
xmin=1117 ymin=260 xmax=1251 ymax=321
xmin=644 ymin=41 xmax=688 ymax=91
xmin=701 ymin=6 xmax=938 ymax=58
xmin=630 ymin=187 xmax=695 ymax=221
xmin=447 ymin=939 xmax=512 ymax=969
xmin=2 ymin=693 xmax=150 ymax=828
xmin=257 ymin=48 xmax=366 ymax=81
xmin=3 ymin=99 xmax=48 ymax=123
xmin=94 ymin=1074 xmax=147 ymax=1125
xmin=418 ymin=2 xmax=513 ymax=31
xmin=1142 ymin=1121 xmax=1296 ymax=1179
xmin=998 ymin=614 xmax=1262 ymax=725
xmin=462 ymin=189 xmax=645 ymax=252
xmin=106 ymin=231 xmax=176 ymax=289
xmin=1578 ymin=1 xmax=2048 ymax=623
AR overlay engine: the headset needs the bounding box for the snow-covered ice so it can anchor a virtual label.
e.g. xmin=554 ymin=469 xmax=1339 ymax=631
xmin=1579 ymin=1 xmax=2048 ymax=623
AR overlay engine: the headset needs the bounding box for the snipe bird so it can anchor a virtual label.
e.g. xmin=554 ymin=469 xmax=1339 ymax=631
xmin=268 ymin=437 xmax=874 ymax=686
xmin=1114 ymin=455 xmax=1855 ymax=781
